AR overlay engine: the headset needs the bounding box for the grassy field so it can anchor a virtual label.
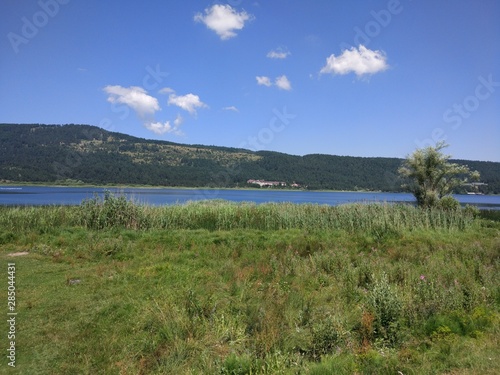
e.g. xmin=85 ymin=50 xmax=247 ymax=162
xmin=0 ymin=196 xmax=499 ymax=374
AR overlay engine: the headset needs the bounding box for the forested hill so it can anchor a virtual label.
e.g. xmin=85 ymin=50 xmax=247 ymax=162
xmin=1 ymin=123 xmax=499 ymax=193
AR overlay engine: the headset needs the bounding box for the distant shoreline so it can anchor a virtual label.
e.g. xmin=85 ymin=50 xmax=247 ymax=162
xmin=0 ymin=181 xmax=498 ymax=196
xmin=0 ymin=181 xmax=388 ymax=194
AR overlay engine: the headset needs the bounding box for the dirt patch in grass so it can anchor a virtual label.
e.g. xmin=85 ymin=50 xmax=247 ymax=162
xmin=7 ymin=251 xmax=29 ymax=257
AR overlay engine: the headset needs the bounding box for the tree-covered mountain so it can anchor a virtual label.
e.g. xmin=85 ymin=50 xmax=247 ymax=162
xmin=1 ymin=123 xmax=499 ymax=193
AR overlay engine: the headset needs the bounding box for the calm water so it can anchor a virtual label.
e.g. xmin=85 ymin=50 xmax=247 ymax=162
xmin=1 ymin=186 xmax=500 ymax=210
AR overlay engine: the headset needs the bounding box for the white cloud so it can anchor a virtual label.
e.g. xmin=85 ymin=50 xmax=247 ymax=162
xmin=223 ymin=106 xmax=239 ymax=112
xmin=275 ymin=75 xmax=292 ymax=90
xmin=103 ymin=85 xmax=160 ymax=117
xmin=256 ymin=76 xmax=272 ymax=86
xmin=104 ymin=85 xmax=197 ymax=136
xmin=104 ymin=85 xmax=205 ymax=136
xmin=145 ymin=121 xmax=173 ymax=135
xmin=145 ymin=115 xmax=184 ymax=136
xmin=320 ymin=45 xmax=388 ymax=77
xmin=267 ymin=48 xmax=290 ymax=59
xmin=158 ymin=87 xmax=175 ymax=94
xmin=194 ymin=4 xmax=252 ymax=40
xmin=168 ymin=93 xmax=207 ymax=115
xmin=257 ymin=75 xmax=292 ymax=90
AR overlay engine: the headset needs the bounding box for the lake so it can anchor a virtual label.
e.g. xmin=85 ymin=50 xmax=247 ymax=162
xmin=1 ymin=186 xmax=500 ymax=210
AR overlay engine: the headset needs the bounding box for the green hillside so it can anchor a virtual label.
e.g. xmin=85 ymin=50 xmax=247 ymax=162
xmin=1 ymin=123 xmax=499 ymax=193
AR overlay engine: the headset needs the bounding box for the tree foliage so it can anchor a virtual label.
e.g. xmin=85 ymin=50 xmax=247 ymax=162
xmin=398 ymin=142 xmax=480 ymax=207
xmin=1 ymin=124 xmax=498 ymax=193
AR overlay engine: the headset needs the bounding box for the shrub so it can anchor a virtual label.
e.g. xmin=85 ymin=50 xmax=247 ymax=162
xmin=310 ymin=317 xmax=342 ymax=358
xmin=424 ymin=307 xmax=495 ymax=339
xmin=79 ymin=190 xmax=144 ymax=230
xmin=464 ymin=204 xmax=480 ymax=218
xmin=367 ymin=273 xmax=402 ymax=346
xmin=437 ymin=196 xmax=460 ymax=211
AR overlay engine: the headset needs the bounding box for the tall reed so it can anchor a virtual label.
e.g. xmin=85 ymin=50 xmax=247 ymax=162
xmin=0 ymin=193 xmax=478 ymax=233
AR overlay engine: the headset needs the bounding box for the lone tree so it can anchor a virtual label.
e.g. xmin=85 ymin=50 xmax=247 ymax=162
xmin=398 ymin=142 xmax=480 ymax=208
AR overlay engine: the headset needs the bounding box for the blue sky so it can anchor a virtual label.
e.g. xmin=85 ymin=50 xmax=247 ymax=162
xmin=1 ymin=0 xmax=499 ymax=161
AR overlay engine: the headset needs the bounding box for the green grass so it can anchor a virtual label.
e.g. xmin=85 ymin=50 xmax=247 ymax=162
xmin=0 ymin=198 xmax=499 ymax=374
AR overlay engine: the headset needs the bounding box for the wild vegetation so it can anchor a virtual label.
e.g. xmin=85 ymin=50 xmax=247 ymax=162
xmin=1 ymin=195 xmax=499 ymax=374
xmin=399 ymin=142 xmax=480 ymax=208
xmin=0 ymin=191 xmax=479 ymax=233
xmin=1 ymin=123 xmax=499 ymax=192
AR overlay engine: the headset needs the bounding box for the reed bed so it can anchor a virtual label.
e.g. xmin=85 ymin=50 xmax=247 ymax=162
xmin=141 ymin=200 xmax=476 ymax=233
xmin=0 ymin=193 xmax=478 ymax=233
